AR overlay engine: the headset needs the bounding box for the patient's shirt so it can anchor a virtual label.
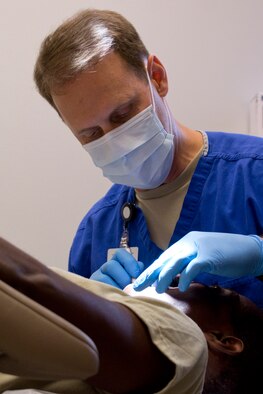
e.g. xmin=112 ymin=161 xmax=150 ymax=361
xmin=0 ymin=269 xmax=207 ymax=394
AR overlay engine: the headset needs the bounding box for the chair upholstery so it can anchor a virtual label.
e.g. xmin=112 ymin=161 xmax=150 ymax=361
xmin=0 ymin=280 xmax=99 ymax=380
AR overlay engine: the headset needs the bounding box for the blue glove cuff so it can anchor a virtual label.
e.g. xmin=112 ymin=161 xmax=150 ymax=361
xmin=249 ymin=235 xmax=263 ymax=276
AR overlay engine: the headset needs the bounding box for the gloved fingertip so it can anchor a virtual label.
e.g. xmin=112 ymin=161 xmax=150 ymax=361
xmin=132 ymin=280 xmax=141 ymax=290
xmin=137 ymin=261 xmax=145 ymax=273
xmin=155 ymin=282 xmax=168 ymax=294
xmin=178 ymin=281 xmax=188 ymax=292
xmin=150 ymin=280 xmax=158 ymax=288
xmin=132 ymin=278 xmax=147 ymax=290
xmin=133 ymin=263 xmax=144 ymax=279
xmin=132 ymin=284 xmax=144 ymax=292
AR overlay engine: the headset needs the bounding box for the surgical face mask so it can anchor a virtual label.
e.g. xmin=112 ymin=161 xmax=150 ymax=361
xmin=83 ymin=77 xmax=174 ymax=189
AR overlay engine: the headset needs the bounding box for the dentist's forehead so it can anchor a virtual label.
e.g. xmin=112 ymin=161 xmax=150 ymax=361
xmin=52 ymin=53 xmax=149 ymax=135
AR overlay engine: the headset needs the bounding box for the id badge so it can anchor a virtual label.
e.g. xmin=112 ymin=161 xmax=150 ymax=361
xmin=107 ymin=247 xmax=139 ymax=261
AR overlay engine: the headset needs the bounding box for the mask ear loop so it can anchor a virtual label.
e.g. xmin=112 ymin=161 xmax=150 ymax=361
xmin=145 ymin=68 xmax=156 ymax=112
xmin=163 ymin=98 xmax=173 ymax=134
xmin=145 ymin=67 xmax=173 ymax=134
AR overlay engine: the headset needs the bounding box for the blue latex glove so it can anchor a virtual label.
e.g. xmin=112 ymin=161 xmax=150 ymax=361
xmin=90 ymin=248 xmax=144 ymax=289
xmin=133 ymin=231 xmax=263 ymax=293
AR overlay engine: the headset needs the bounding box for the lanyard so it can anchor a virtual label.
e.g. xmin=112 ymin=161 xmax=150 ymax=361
xmin=119 ymin=202 xmax=136 ymax=251
xmin=107 ymin=200 xmax=138 ymax=262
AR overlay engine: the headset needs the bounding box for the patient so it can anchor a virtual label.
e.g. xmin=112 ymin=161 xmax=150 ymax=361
xmin=0 ymin=237 xmax=262 ymax=394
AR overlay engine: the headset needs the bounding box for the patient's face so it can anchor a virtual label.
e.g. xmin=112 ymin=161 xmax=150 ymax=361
xmin=125 ymin=283 xmax=254 ymax=330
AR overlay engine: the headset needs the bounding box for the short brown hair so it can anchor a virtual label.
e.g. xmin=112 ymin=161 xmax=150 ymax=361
xmin=33 ymin=9 xmax=149 ymax=109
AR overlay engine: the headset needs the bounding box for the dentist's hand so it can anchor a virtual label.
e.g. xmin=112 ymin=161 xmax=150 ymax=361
xmin=90 ymin=248 xmax=144 ymax=289
xmin=133 ymin=231 xmax=263 ymax=293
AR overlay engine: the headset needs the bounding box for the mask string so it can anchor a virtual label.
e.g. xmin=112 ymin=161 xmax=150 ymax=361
xmin=145 ymin=68 xmax=156 ymax=113
xmin=146 ymin=67 xmax=173 ymax=134
xmin=163 ymin=98 xmax=173 ymax=134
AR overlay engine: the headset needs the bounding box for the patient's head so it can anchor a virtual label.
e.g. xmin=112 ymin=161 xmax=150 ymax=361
xmin=127 ymin=283 xmax=263 ymax=394
xmin=173 ymin=284 xmax=263 ymax=394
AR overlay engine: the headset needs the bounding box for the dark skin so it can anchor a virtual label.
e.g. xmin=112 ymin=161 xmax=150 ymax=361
xmin=0 ymin=237 xmax=174 ymax=394
xmin=0 ymin=237 xmax=250 ymax=393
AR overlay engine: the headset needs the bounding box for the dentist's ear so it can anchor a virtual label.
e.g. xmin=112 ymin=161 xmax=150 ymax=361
xmin=146 ymin=55 xmax=168 ymax=97
xmin=204 ymin=331 xmax=244 ymax=356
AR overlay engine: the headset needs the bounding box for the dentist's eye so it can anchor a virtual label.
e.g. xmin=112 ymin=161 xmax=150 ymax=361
xmin=110 ymin=108 xmax=132 ymax=125
xmin=110 ymin=101 xmax=136 ymax=125
xmin=79 ymin=127 xmax=103 ymax=144
xmin=111 ymin=113 xmax=130 ymax=124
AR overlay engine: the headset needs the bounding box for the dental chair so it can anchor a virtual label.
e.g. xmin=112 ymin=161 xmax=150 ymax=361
xmin=0 ymin=280 xmax=100 ymax=393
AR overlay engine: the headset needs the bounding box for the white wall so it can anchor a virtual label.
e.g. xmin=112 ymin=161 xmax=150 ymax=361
xmin=1 ymin=0 xmax=263 ymax=268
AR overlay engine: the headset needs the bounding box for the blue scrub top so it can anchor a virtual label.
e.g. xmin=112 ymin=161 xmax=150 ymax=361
xmin=69 ymin=131 xmax=263 ymax=309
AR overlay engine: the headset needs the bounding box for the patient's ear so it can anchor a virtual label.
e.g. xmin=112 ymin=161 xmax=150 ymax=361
xmin=204 ymin=331 xmax=244 ymax=355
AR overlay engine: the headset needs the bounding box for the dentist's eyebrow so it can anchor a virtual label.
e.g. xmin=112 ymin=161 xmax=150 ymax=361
xmin=77 ymin=96 xmax=139 ymax=136
xmin=76 ymin=96 xmax=139 ymax=136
